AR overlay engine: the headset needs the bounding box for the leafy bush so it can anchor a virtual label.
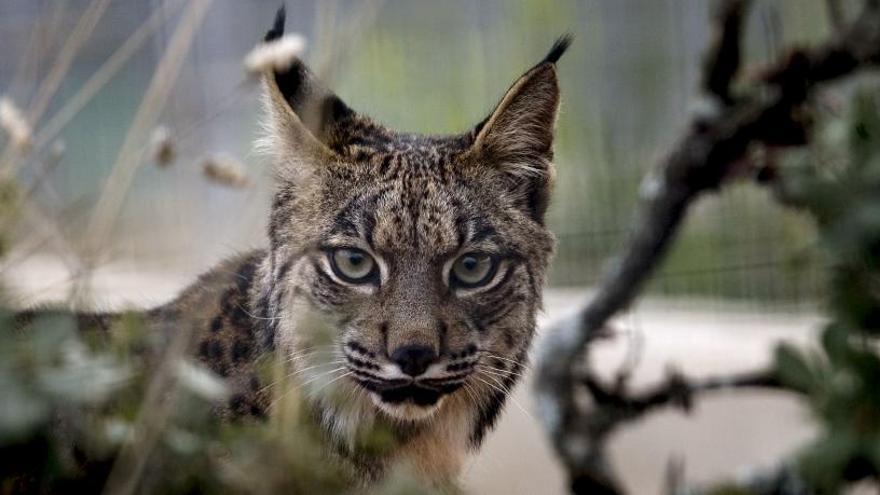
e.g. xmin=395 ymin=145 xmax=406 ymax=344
xmin=0 ymin=308 xmax=430 ymax=494
xmin=772 ymin=85 xmax=880 ymax=493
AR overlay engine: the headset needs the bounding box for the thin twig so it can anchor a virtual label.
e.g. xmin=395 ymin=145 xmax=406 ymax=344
xmin=80 ymin=0 xmax=213 ymax=262
xmin=99 ymin=313 xmax=198 ymax=495
xmin=582 ymin=368 xmax=780 ymax=422
xmin=0 ymin=0 xmax=112 ymax=177
xmin=26 ymin=0 xmax=112 ymax=125
xmin=6 ymin=1 xmax=69 ymax=102
xmin=32 ymin=0 xmax=188 ymax=152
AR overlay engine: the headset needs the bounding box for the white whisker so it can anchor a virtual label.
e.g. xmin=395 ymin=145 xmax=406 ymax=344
xmin=308 ymin=371 xmax=354 ymax=398
xmin=258 ymin=359 xmax=345 ymax=394
xmin=480 ymin=351 xmax=532 ymax=370
xmin=477 ymin=364 xmax=525 ymax=379
xmin=476 ymin=371 xmax=535 ymax=422
xmin=460 ymin=381 xmax=481 ymax=405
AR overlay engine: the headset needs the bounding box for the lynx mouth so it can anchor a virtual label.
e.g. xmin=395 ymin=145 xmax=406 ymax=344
xmin=355 ymin=380 xmax=463 ymax=403
xmin=354 ymin=379 xmax=465 ymax=420
xmin=367 ymin=388 xmax=447 ymax=421
xmin=344 ymin=343 xmax=474 ymax=419
xmin=378 ymin=385 xmax=443 ymax=406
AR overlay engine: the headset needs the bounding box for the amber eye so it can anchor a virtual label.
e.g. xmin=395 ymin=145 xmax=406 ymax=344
xmin=450 ymin=253 xmax=497 ymax=289
xmin=329 ymin=248 xmax=377 ymax=284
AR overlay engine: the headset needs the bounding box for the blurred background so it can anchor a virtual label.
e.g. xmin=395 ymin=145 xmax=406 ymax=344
xmin=0 ymin=0 xmax=831 ymax=307
xmin=0 ymin=0 xmax=840 ymax=493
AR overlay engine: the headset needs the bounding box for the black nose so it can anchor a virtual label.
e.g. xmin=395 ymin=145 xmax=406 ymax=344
xmin=391 ymin=345 xmax=437 ymax=377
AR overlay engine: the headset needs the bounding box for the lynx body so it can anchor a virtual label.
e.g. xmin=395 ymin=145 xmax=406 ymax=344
xmin=21 ymin=9 xmax=569 ymax=488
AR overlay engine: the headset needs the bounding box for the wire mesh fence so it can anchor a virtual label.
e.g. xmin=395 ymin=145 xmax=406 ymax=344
xmin=0 ymin=0 xmax=832 ymax=310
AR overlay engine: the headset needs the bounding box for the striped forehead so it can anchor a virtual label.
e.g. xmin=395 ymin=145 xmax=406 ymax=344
xmin=372 ymin=179 xmax=462 ymax=254
xmin=326 ymin=175 xmax=471 ymax=257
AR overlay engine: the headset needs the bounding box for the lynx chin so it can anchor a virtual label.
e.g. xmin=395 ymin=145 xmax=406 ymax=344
xmin=19 ymin=7 xmax=570 ymax=489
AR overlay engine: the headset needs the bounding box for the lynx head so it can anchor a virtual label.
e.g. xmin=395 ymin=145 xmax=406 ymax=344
xmin=256 ymin=8 xmax=568 ymax=442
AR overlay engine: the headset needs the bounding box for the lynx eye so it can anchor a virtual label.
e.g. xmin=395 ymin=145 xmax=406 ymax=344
xmin=329 ymin=248 xmax=377 ymax=284
xmin=450 ymin=253 xmax=497 ymax=289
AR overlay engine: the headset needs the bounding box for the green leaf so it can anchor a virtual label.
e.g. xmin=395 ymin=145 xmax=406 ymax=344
xmin=775 ymin=343 xmax=816 ymax=393
xmin=799 ymin=433 xmax=856 ymax=493
xmin=821 ymin=325 xmax=851 ymax=366
xmin=849 ymin=89 xmax=880 ymax=172
xmin=0 ymin=378 xmax=50 ymax=443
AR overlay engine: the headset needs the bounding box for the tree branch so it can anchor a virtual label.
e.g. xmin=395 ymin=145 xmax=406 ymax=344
xmin=533 ymin=1 xmax=880 ymax=493
xmin=583 ymin=368 xmax=781 ymax=419
xmin=825 ymin=0 xmax=846 ymax=34
xmin=704 ymin=0 xmax=749 ymax=104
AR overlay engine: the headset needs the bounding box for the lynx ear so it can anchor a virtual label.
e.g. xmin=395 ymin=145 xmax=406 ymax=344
xmin=470 ymin=36 xmax=571 ymax=220
xmin=259 ymin=7 xmax=358 ymax=165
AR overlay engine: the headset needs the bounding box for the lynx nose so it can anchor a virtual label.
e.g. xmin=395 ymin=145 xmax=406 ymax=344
xmin=391 ymin=345 xmax=437 ymax=377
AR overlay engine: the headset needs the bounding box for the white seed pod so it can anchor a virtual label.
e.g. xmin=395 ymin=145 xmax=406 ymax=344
xmin=149 ymin=125 xmax=175 ymax=167
xmin=244 ymin=33 xmax=307 ymax=75
xmin=0 ymin=96 xmax=32 ymax=151
xmin=200 ymin=154 xmax=249 ymax=188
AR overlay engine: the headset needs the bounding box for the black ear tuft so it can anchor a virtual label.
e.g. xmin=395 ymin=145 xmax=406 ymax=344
xmin=264 ymin=5 xmax=286 ymax=42
xmin=542 ymin=34 xmax=573 ymax=64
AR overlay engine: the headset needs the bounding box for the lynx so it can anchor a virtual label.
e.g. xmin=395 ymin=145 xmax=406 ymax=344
xmin=16 ymin=7 xmax=569 ymax=489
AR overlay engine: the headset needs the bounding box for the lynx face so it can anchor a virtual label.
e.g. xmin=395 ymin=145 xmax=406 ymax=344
xmin=255 ymin=11 xmax=568 ymax=437
xmin=278 ymin=140 xmax=555 ymax=423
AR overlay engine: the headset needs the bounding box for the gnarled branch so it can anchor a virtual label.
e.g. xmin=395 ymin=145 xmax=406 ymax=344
xmin=533 ymin=1 xmax=880 ymax=493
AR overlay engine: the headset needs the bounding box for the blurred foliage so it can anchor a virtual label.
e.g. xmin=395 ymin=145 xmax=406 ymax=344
xmin=769 ymin=84 xmax=880 ymax=493
xmin=0 ymin=308 xmax=435 ymax=494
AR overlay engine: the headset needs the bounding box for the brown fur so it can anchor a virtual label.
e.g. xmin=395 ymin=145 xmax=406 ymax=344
xmin=16 ymin=10 xmax=570 ymax=489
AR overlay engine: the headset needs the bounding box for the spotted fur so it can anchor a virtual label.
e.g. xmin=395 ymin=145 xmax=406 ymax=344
xmin=17 ymin=8 xmax=570 ymax=489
